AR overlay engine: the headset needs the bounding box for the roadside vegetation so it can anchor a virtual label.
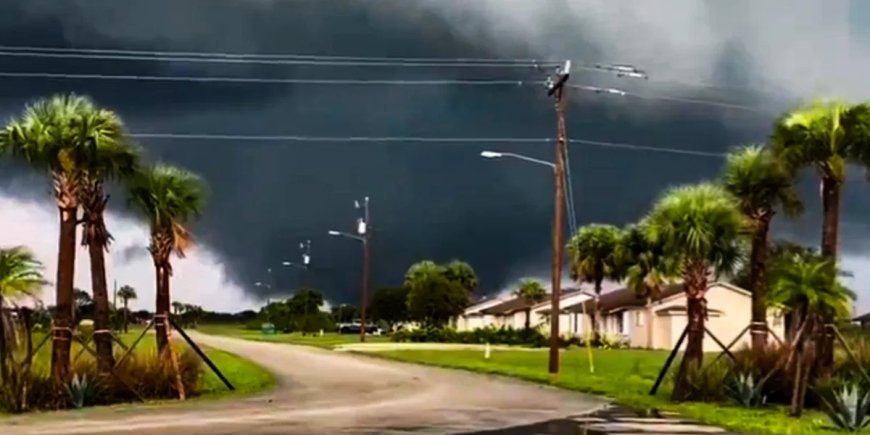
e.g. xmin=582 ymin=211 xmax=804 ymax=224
xmin=0 ymin=94 xmax=272 ymax=413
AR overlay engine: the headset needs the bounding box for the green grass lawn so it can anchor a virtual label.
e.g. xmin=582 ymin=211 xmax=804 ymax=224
xmin=371 ymin=348 xmax=840 ymax=435
xmin=198 ymin=324 xmax=390 ymax=349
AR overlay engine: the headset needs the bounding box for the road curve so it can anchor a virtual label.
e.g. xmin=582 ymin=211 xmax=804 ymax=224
xmin=1 ymin=333 xmax=607 ymax=434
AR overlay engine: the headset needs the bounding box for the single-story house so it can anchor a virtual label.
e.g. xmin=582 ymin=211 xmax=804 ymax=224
xmin=454 ymin=288 xmax=589 ymax=333
xmin=853 ymin=311 xmax=870 ymax=328
xmin=542 ymin=281 xmax=784 ymax=350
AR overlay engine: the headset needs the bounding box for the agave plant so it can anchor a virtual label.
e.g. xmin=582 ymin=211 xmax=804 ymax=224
xmin=820 ymin=383 xmax=870 ymax=432
xmin=727 ymin=372 xmax=767 ymax=408
xmin=65 ymin=374 xmax=98 ymax=409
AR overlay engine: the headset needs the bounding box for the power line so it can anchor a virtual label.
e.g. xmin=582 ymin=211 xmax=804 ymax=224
xmin=0 ymin=72 xmax=533 ymax=86
xmin=0 ymin=44 xmax=560 ymax=64
xmin=0 ymin=70 xmax=766 ymax=113
xmin=129 ymin=133 xmax=727 ymax=158
xmin=0 ymin=50 xmax=561 ymax=69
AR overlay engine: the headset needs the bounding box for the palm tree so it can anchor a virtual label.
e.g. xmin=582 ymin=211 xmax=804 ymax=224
xmin=566 ymin=224 xmax=623 ymax=340
xmin=768 ymin=252 xmax=853 ymax=416
xmin=772 ymin=101 xmax=870 ymax=365
xmin=117 ymin=285 xmax=137 ymax=333
xmin=77 ymin=106 xmax=138 ymax=371
xmin=0 ymin=94 xmax=116 ymax=383
xmin=0 ymin=247 xmax=46 ymax=384
xmin=616 ymin=224 xmax=676 ymax=349
xmin=442 ymin=260 xmax=479 ymax=294
xmin=722 ymin=145 xmax=801 ymax=351
xmin=512 ymin=279 xmax=547 ymax=330
xmin=128 ymin=165 xmax=206 ymax=354
xmin=643 ymin=183 xmax=747 ymax=400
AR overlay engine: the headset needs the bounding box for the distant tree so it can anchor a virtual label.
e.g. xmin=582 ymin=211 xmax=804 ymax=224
xmin=74 ymin=288 xmax=94 ymax=322
xmin=567 ymin=224 xmax=623 ymax=339
xmin=368 ymin=287 xmax=409 ymax=331
xmin=260 ymin=302 xmax=292 ymax=332
xmin=405 ymin=261 xmax=468 ymax=327
xmin=331 ymin=304 xmax=359 ymax=324
xmin=117 ymin=285 xmax=137 ymax=333
xmin=171 ymin=301 xmax=185 ymax=316
xmin=287 ymin=288 xmax=324 ymax=317
xmin=512 ymin=279 xmax=547 ymax=330
xmin=442 ymin=260 xmax=478 ymax=294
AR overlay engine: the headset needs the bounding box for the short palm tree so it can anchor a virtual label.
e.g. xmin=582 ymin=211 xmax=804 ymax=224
xmin=644 ymin=183 xmax=747 ymax=400
xmin=117 ymin=285 xmax=137 ymax=333
xmin=128 ymin=165 xmax=206 ymax=353
xmin=616 ymin=224 xmax=676 ymax=349
xmin=772 ymin=101 xmax=870 ymax=365
xmin=768 ymin=252 xmax=853 ymax=417
xmin=77 ymin=106 xmax=139 ymax=371
xmin=567 ymin=224 xmax=623 ymax=339
xmin=512 ymin=278 xmax=547 ymax=330
xmin=0 ymin=246 xmax=46 ymax=384
xmin=0 ymin=94 xmax=114 ymax=383
xmin=722 ymin=145 xmax=801 ymax=351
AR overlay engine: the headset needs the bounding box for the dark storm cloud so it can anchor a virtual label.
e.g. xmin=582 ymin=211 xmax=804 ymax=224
xmin=1 ymin=0 xmax=870 ymax=304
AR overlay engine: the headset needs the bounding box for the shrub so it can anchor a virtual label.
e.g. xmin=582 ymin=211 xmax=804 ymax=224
xmin=391 ymin=326 xmax=551 ymax=347
xmin=731 ymin=343 xmax=793 ymax=405
xmin=670 ymin=359 xmax=730 ymax=402
xmin=817 ymin=381 xmax=870 ymax=432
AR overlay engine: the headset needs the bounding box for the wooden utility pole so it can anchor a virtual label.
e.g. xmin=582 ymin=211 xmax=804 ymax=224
xmin=547 ymin=61 xmax=571 ymax=375
xmin=359 ymin=197 xmax=371 ymax=343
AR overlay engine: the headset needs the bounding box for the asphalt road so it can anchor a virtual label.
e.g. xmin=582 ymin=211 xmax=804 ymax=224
xmin=1 ymin=333 xmax=606 ymax=434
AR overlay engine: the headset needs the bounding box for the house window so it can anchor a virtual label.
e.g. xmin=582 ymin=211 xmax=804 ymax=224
xmin=573 ymin=313 xmax=579 ymax=333
xmin=615 ymin=313 xmax=624 ymax=334
xmin=635 ymin=311 xmax=644 ymax=327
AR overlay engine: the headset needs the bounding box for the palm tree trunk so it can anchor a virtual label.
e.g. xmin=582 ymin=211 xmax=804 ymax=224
xmin=123 ymin=299 xmax=129 ymax=334
xmin=593 ymin=279 xmax=603 ymax=343
xmin=645 ymin=298 xmax=654 ymax=349
xmin=672 ymin=262 xmax=707 ymax=401
xmin=0 ymin=292 xmax=7 ymax=384
xmin=817 ymin=175 xmax=840 ymax=370
xmin=154 ymin=264 xmax=170 ymax=354
xmin=749 ymin=215 xmax=772 ymax=352
xmin=87 ymin=240 xmax=115 ymax=372
xmin=51 ymin=205 xmax=76 ymax=385
xmin=524 ymin=308 xmax=531 ymax=330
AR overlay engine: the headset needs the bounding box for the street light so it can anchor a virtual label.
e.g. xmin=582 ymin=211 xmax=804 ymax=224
xmin=479 ymin=150 xmax=556 ymax=170
xmin=327 ymin=196 xmax=371 ymax=343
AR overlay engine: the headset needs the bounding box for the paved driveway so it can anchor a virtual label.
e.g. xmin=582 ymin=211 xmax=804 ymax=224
xmin=1 ymin=332 xmax=607 ymax=434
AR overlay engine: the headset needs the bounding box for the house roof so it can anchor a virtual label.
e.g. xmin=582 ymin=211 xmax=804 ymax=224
xmin=854 ymin=311 xmax=870 ymax=323
xmin=561 ymin=283 xmax=686 ymax=314
xmin=480 ymin=296 xmax=538 ymax=315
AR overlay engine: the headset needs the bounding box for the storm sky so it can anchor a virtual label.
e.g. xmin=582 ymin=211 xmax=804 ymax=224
xmin=1 ymin=0 xmax=870 ymax=312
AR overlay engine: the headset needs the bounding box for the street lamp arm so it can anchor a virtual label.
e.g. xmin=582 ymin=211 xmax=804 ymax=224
xmin=500 ymin=152 xmax=556 ymax=169
xmin=328 ymin=230 xmax=365 ymax=242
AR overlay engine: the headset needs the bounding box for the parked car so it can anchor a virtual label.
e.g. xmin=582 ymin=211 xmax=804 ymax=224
xmin=338 ymin=322 xmax=381 ymax=335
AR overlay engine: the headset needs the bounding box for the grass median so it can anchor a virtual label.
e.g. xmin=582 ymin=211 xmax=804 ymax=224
xmin=368 ymin=347 xmax=835 ymax=435
xmin=198 ymin=324 xmax=390 ymax=349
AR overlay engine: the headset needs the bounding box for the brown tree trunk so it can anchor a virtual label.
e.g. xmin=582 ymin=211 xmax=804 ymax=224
xmin=0 ymin=293 xmax=7 ymax=383
xmin=817 ymin=175 xmax=840 ymax=370
xmin=749 ymin=215 xmax=772 ymax=352
xmin=645 ymin=299 xmax=654 ymax=349
xmin=51 ymin=205 xmax=77 ymax=386
xmin=154 ymin=264 xmax=170 ymax=354
xmin=672 ymin=262 xmax=707 ymax=401
xmin=790 ymin=313 xmax=815 ymax=417
xmin=524 ymin=308 xmax=531 ymax=330
xmin=88 ymin=240 xmax=115 ymax=372
xmin=592 ymin=278 xmax=602 ymax=343
xmin=123 ymin=299 xmax=129 ymax=334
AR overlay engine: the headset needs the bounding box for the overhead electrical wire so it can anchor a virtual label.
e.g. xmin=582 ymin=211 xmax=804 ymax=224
xmin=129 ymin=133 xmax=727 ymax=158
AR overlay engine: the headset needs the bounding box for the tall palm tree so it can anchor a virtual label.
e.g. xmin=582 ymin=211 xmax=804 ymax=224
xmin=566 ymin=223 xmax=623 ymax=339
xmin=616 ymin=224 xmax=676 ymax=349
xmin=117 ymin=285 xmax=137 ymax=333
xmin=512 ymin=278 xmax=547 ymax=330
xmin=128 ymin=165 xmax=206 ymax=353
xmin=768 ymin=252 xmax=853 ymax=416
xmin=644 ymin=183 xmax=747 ymax=400
xmin=0 ymin=94 xmax=115 ymax=383
xmin=77 ymin=106 xmax=139 ymax=371
xmin=0 ymin=247 xmax=46 ymax=384
xmin=722 ymin=145 xmax=801 ymax=351
xmin=442 ymin=260 xmax=479 ymax=295
xmin=772 ymin=101 xmax=870 ymax=365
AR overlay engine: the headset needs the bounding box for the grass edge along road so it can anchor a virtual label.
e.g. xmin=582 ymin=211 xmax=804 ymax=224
xmin=198 ymin=324 xmax=390 ymax=349
xmin=363 ymin=348 xmax=837 ymax=435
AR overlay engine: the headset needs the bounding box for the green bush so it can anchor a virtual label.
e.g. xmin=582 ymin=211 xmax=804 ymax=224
xmin=391 ymin=326 xmax=551 ymax=347
xmin=669 ymin=359 xmax=730 ymax=402
xmin=0 ymin=346 xmax=204 ymax=412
